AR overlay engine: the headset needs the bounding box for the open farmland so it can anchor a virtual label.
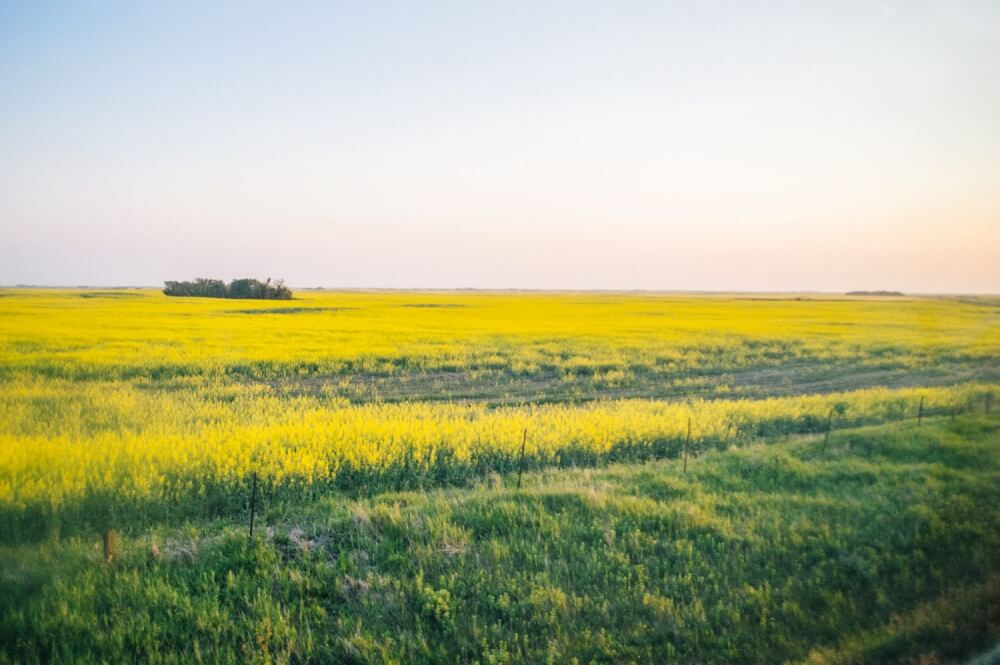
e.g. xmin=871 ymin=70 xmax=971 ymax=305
xmin=2 ymin=289 xmax=996 ymax=402
xmin=1 ymin=289 xmax=999 ymax=663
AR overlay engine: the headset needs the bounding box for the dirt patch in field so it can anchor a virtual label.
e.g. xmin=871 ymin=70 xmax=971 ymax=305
xmin=255 ymin=358 xmax=1000 ymax=406
xmin=230 ymin=307 xmax=355 ymax=315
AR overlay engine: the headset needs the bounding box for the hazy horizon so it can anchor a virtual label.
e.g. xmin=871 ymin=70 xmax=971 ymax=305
xmin=4 ymin=283 xmax=996 ymax=297
xmin=2 ymin=1 xmax=999 ymax=292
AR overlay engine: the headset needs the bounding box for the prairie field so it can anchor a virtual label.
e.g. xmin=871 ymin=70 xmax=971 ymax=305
xmin=1 ymin=288 xmax=999 ymax=663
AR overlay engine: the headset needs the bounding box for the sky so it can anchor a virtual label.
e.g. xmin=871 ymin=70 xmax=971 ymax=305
xmin=1 ymin=1 xmax=998 ymax=292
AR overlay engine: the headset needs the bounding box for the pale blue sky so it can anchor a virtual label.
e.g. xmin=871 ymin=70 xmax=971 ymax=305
xmin=1 ymin=1 xmax=998 ymax=291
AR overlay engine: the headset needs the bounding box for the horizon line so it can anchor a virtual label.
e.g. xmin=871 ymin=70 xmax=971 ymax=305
xmin=2 ymin=284 xmax=998 ymax=297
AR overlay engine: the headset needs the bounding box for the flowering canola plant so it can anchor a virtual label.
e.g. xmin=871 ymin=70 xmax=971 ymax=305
xmin=0 ymin=378 xmax=993 ymax=520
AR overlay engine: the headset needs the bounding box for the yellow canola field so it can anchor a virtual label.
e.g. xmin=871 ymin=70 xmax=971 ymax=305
xmin=0 ymin=288 xmax=995 ymax=377
xmin=0 ymin=379 xmax=992 ymax=514
xmin=0 ymin=288 xmax=996 ymax=523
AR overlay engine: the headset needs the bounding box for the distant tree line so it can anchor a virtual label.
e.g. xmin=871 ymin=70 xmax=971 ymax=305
xmin=845 ymin=290 xmax=903 ymax=296
xmin=163 ymin=278 xmax=292 ymax=300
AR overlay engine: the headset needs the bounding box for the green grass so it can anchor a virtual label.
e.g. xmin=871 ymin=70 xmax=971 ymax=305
xmin=2 ymin=417 xmax=998 ymax=664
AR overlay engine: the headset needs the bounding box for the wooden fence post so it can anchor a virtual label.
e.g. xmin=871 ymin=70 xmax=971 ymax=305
xmin=987 ymin=392 xmax=992 ymax=415
xmin=683 ymin=417 xmax=691 ymax=473
xmin=918 ymin=396 xmax=924 ymax=426
xmin=516 ymin=429 xmax=527 ymax=490
xmin=248 ymin=472 xmax=258 ymax=538
xmin=102 ymin=528 xmax=118 ymax=563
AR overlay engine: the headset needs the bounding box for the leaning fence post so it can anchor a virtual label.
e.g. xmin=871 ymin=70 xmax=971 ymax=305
xmin=683 ymin=417 xmax=691 ymax=473
xmin=516 ymin=429 xmax=527 ymax=489
xmin=987 ymin=392 xmax=992 ymax=415
xmin=102 ymin=528 xmax=118 ymax=563
xmin=917 ymin=396 xmax=924 ymax=426
xmin=248 ymin=472 xmax=258 ymax=538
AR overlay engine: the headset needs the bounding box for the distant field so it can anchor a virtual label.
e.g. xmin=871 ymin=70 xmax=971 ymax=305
xmin=0 ymin=289 xmax=996 ymax=401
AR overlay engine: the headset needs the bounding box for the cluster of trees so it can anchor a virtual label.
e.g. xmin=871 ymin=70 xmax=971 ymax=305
xmin=163 ymin=278 xmax=292 ymax=300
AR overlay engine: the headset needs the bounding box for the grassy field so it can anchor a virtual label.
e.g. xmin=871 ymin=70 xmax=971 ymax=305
xmin=2 ymin=418 xmax=998 ymax=663
xmin=1 ymin=288 xmax=998 ymax=662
